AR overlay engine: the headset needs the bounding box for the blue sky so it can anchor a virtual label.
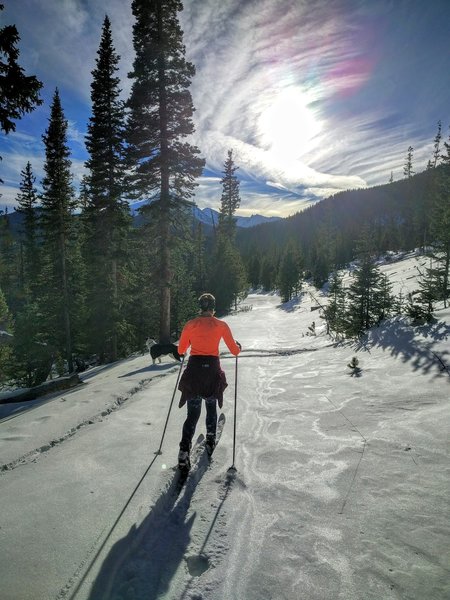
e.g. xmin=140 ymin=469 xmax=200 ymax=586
xmin=1 ymin=0 xmax=449 ymax=218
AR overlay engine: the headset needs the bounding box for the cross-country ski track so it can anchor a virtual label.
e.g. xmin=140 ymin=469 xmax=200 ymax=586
xmin=1 ymin=253 xmax=449 ymax=600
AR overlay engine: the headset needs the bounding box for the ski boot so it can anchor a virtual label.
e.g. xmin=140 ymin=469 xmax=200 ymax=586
xmin=178 ymin=449 xmax=191 ymax=473
xmin=205 ymin=434 xmax=216 ymax=457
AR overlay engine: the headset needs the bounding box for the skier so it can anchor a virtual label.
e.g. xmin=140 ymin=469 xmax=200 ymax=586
xmin=176 ymin=293 xmax=241 ymax=470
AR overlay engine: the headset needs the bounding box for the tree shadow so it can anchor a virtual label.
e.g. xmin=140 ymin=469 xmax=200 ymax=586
xmin=277 ymin=293 xmax=306 ymax=313
xmin=86 ymin=453 xmax=213 ymax=600
xmin=356 ymin=317 xmax=450 ymax=379
xmin=118 ymin=363 xmax=176 ymax=378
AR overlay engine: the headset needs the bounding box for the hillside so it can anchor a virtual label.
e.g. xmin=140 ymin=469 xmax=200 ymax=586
xmin=237 ymin=165 xmax=449 ymax=271
xmin=1 ymin=253 xmax=449 ymax=600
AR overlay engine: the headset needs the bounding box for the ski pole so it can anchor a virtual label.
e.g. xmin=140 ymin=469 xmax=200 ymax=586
xmin=155 ymin=355 xmax=185 ymax=455
xmin=229 ymin=354 xmax=238 ymax=471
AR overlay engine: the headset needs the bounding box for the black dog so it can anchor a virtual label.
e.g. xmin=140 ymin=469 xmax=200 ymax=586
xmin=149 ymin=342 xmax=181 ymax=365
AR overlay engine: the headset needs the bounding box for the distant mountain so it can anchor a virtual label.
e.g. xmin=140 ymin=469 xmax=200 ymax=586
xmin=130 ymin=201 xmax=281 ymax=228
xmin=2 ymin=202 xmax=281 ymax=236
xmin=191 ymin=206 xmax=281 ymax=228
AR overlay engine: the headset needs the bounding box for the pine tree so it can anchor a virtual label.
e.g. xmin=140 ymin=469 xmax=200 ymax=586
xmin=0 ymin=4 xmax=42 ymax=144
xmin=259 ymin=253 xmax=278 ymax=292
xmin=0 ymin=206 xmax=19 ymax=310
xmin=209 ymin=149 xmax=247 ymax=312
xmin=428 ymin=168 xmax=450 ymax=307
xmin=345 ymin=256 xmax=380 ymax=336
xmin=209 ymin=235 xmax=247 ymax=314
xmin=126 ymin=0 xmax=204 ymax=343
xmin=431 ymin=120 xmax=442 ymax=169
xmin=324 ymin=271 xmax=346 ymax=336
xmin=0 ymin=284 xmax=13 ymax=384
xmin=247 ymin=254 xmax=261 ymax=289
xmin=344 ymin=232 xmax=388 ymax=336
xmin=277 ymin=242 xmax=302 ymax=303
xmin=407 ymin=266 xmax=435 ymax=325
xmin=218 ymin=149 xmax=240 ymax=239
xmin=83 ymin=15 xmax=130 ymax=362
xmin=372 ymin=272 xmax=394 ymax=322
xmin=170 ymin=241 xmax=198 ymax=336
xmin=403 ymin=146 xmax=414 ymax=179
xmin=124 ymin=227 xmax=160 ymax=353
xmin=441 ymin=125 xmax=450 ymax=165
xmin=16 ymin=161 xmax=40 ymax=292
xmin=40 ymin=89 xmax=77 ymax=373
xmin=191 ymin=220 xmax=207 ymax=295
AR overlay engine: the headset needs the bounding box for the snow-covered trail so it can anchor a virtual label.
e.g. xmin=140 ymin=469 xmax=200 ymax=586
xmin=1 ymin=267 xmax=449 ymax=600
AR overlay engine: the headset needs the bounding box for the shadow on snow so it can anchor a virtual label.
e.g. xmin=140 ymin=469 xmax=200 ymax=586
xmin=86 ymin=455 xmax=236 ymax=600
xmin=355 ymin=316 xmax=450 ymax=379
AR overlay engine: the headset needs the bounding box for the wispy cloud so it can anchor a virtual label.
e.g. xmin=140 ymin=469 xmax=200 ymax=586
xmin=1 ymin=0 xmax=449 ymax=216
xmin=181 ymin=0 xmax=447 ymax=214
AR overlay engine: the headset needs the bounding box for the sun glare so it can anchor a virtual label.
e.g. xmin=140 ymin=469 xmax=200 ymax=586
xmin=258 ymin=87 xmax=322 ymax=161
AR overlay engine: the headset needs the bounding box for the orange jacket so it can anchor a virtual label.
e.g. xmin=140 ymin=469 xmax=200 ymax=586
xmin=178 ymin=316 xmax=241 ymax=357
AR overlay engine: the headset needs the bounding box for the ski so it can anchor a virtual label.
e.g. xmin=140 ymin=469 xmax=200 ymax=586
xmin=176 ymin=412 xmax=226 ymax=492
xmin=206 ymin=412 xmax=226 ymax=460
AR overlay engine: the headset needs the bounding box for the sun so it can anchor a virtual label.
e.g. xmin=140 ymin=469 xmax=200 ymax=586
xmin=258 ymin=87 xmax=322 ymax=161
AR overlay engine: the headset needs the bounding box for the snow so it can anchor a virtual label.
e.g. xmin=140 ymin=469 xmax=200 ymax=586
xmin=1 ymin=254 xmax=449 ymax=600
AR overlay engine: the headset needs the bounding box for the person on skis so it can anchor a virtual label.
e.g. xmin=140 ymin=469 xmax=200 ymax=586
xmin=176 ymin=293 xmax=241 ymax=471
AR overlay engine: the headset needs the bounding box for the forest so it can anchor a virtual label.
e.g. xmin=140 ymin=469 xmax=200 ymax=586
xmin=0 ymin=1 xmax=449 ymax=389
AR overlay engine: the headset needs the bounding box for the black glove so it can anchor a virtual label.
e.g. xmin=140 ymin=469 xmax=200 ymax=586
xmin=235 ymin=340 xmax=242 ymax=350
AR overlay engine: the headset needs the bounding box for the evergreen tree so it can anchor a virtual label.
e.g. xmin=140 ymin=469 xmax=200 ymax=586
xmin=170 ymin=241 xmax=198 ymax=336
xmin=209 ymin=235 xmax=247 ymax=314
xmin=218 ymin=149 xmax=240 ymax=239
xmin=407 ymin=272 xmax=435 ymax=325
xmin=441 ymin=125 xmax=450 ymax=164
xmin=16 ymin=161 xmax=40 ymax=291
xmin=344 ymin=232 xmax=389 ymax=336
xmin=277 ymin=242 xmax=302 ymax=303
xmin=191 ymin=220 xmax=207 ymax=295
xmin=209 ymin=149 xmax=247 ymax=312
xmin=403 ymin=146 xmax=414 ymax=179
xmin=324 ymin=271 xmax=346 ymax=336
xmin=345 ymin=255 xmax=380 ymax=336
xmin=0 ymin=206 xmax=19 ymax=310
xmin=428 ymin=167 xmax=450 ymax=307
xmin=260 ymin=253 xmax=278 ymax=292
xmin=0 ymin=4 xmax=42 ymax=162
xmin=40 ymin=89 xmax=77 ymax=373
xmin=247 ymin=254 xmax=261 ymax=289
xmin=372 ymin=272 xmax=394 ymax=322
xmin=0 ymin=285 xmax=13 ymax=384
xmin=126 ymin=0 xmax=204 ymax=343
xmin=125 ymin=227 xmax=161 ymax=353
xmin=11 ymin=297 xmax=54 ymax=386
xmin=431 ymin=120 xmax=442 ymax=169
xmin=78 ymin=175 xmax=90 ymax=211
xmin=83 ymin=15 xmax=130 ymax=362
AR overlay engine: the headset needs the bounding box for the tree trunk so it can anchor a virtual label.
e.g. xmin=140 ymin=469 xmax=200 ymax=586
xmin=444 ymin=247 xmax=449 ymax=309
xmin=157 ymin=0 xmax=171 ymax=344
xmin=111 ymin=257 xmax=118 ymax=360
xmin=59 ymin=232 xmax=73 ymax=373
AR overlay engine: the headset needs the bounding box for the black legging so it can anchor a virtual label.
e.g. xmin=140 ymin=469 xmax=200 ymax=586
xmin=180 ymin=396 xmax=217 ymax=451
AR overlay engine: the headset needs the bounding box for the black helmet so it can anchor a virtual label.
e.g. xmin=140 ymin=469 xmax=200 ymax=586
xmin=198 ymin=293 xmax=216 ymax=312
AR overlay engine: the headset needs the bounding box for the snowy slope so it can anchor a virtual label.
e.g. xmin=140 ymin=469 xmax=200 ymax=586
xmin=0 ymin=254 xmax=449 ymax=600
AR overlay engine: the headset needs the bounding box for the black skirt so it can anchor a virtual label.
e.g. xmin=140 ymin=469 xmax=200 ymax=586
xmin=178 ymin=355 xmax=228 ymax=408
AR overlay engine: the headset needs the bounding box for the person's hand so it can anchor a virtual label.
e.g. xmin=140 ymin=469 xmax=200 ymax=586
xmin=235 ymin=340 xmax=242 ymax=350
